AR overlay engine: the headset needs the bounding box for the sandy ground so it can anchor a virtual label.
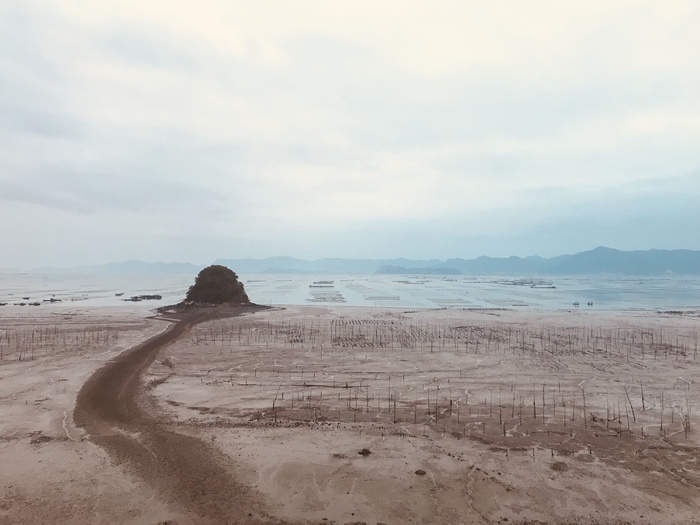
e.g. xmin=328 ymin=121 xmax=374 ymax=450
xmin=0 ymin=304 xmax=182 ymax=525
xmin=2 ymin=303 xmax=699 ymax=524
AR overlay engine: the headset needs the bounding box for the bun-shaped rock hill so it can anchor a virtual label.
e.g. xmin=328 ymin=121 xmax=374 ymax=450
xmin=184 ymin=265 xmax=250 ymax=305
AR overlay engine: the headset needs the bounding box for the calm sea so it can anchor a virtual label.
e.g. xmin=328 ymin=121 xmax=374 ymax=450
xmin=0 ymin=272 xmax=698 ymax=312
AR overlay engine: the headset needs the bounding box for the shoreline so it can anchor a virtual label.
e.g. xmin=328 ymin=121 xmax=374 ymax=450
xmin=2 ymin=271 xmax=699 ymax=313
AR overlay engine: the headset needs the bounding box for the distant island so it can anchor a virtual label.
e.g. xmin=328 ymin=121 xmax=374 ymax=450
xmin=24 ymin=247 xmax=700 ymax=276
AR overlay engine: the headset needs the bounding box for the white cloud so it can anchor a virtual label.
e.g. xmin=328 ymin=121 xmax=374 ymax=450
xmin=1 ymin=1 xmax=699 ymax=266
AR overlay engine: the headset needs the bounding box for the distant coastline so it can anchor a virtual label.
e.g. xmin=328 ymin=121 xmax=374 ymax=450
xmin=13 ymin=246 xmax=700 ymax=276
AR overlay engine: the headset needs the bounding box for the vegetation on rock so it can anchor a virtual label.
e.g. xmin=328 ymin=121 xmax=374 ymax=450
xmin=185 ymin=265 xmax=250 ymax=305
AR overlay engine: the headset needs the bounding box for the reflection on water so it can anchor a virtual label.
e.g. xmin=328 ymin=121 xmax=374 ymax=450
xmin=1 ymin=272 xmax=698 ymax=311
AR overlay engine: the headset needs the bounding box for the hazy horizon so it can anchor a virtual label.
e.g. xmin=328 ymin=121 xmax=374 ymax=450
xmin=2 ymin=2 xmax=699 ymax=268
xmin=0 ymin=244 xmax=625 ymax=270
xmin=2 ymin=245 xmax=699 ymax=273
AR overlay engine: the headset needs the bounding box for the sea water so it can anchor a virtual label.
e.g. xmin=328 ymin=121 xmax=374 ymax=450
xmin=0 ymin=272 xmax=698 ymax=312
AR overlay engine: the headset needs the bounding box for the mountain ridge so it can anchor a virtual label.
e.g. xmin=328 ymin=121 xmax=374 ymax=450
xmin=216 ymin=247 xmax=700 ymax=276
xmin=18 ymin=247 xmax=700 ymax=275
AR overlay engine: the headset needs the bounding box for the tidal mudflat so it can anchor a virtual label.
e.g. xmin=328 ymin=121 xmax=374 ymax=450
xmin=1 ymin=302 xmax=699 ymax=524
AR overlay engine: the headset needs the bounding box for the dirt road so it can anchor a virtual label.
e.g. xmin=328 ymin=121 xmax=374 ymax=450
xmin=73 ymin=306 xmax=283 ymax=525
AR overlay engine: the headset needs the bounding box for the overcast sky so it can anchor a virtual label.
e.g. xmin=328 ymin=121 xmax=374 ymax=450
xmin=2 ymin=1 xmax=699 ymax=268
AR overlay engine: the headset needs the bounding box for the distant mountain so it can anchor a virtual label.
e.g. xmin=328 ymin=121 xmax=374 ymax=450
xmin=214 ymin=257 xmax=442 ymax=274
xmin=549 ymin=247 xmax=700 ymax=275
xmin=219 ymin=255 xmax=557 ymax=275
xmin=33 ymin=260 xmax=204 ymax=275
xmin=219 ymin=247 xmax=700 ymax=275
xmin=24 ymin=247 xmax=700 ymax=276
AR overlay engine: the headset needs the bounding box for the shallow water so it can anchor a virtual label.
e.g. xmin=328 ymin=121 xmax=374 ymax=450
xmin=245 ymin=274 xmax=700 ymax=311
xmin=0 ymin=272 xmax=698 ymax=312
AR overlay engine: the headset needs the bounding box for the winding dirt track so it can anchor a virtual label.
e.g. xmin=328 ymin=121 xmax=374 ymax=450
xmin=73 ymin=306 xmax=284 ymax=525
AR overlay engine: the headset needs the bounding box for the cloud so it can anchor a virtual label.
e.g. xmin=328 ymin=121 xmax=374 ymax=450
xmin=0 ymin=1 xmax=699 ymax=266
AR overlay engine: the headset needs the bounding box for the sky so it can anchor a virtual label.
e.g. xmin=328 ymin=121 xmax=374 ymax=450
xmin=1 ymin=1 xmax=699 ymax=268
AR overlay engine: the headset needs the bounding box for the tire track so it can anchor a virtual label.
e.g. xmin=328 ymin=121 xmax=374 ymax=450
xmin=74 ymin=306 xmax=286 ymax=524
